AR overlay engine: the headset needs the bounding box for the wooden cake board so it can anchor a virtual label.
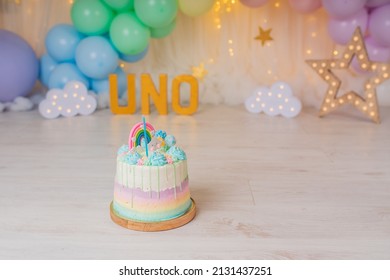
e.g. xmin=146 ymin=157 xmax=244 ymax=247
xmin=110 ymin=198 xmax=196 ymax=232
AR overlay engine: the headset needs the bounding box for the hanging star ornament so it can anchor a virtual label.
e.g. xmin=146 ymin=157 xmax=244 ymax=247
xmin=254 ymin=27 xmax=273 ymax=46
xmin=306 ymin=27 xmax=390 ymax=124
xmin=191 ymin=63 xmax=208 ymax=81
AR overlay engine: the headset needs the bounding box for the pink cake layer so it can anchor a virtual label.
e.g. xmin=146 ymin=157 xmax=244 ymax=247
xmin=113 ymin=178 xmax=191 ymax=222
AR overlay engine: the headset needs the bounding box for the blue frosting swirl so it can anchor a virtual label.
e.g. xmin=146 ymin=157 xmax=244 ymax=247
xmin=148 ymin=151 xmax=168 ymax=166
xmin=165 ymin=135 xmax=176 ymax=147
xmin=167 ymin=146 xmax=186 ymax=161
xmin=123 ymin=152 xmax=141 ymax=165
xmin=117 ymin=144 xmax=129 ymax=155
xmin=155 ymin=130 xmax=167 ymax=139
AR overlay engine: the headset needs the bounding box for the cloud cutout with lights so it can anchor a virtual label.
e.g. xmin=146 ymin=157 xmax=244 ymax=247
xmin=245 ymin=81 xmax=302 ymax=118
xmin=39 ymin=81 xmax=97 ymax=119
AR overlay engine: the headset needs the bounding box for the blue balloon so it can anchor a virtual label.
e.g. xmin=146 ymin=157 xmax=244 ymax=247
xmin=40 ymin=53 xmax=58 ymax=87
xmin=75 ymin=36 xmax=119 ymax=79
xmin=120 ymin=45 xmax=148 ymax=63
xmin=0 ymin=29 xmax=39 ymax=102
xmin=48 ymin=62 xmax=90 ymax=89
xmin=91 ymin=67 xmax=127 ymax=97
xmin=45 ymin=24 xmax=84 ymax=62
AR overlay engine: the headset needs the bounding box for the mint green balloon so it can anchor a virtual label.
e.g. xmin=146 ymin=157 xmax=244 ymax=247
xmin=151 ymin=19 xmax=176 ymax=38
xmin=71 ymin=0 xmax=114 ymax=35
xmin=102 ymin=0 xmax=134 ymax=12
xmin=110 ymin=12 xmax=151 ymax=55
xmin=134 ymin=0 xmax=178 ymax=28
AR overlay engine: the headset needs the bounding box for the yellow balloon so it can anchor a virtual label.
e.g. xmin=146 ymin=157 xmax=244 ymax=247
xmin=179 ymin=0 xmax=215 ymax=17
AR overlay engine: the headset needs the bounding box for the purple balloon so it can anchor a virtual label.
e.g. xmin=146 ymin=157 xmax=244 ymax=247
xmin=328 ymin=8 xmax=368 ymax=45
xmin=366 ymin=0 xmax=390 ymax=8
xmin=365 ymin=36 xmax=390 ymax=61
xmin=322 ymin=0 xmax=366 ymax=19
xmin=239 ymin=0 xmax=269 ymax=8
xmin=0 ymin=29 xmax=39 ymax=102
xmin=368 ymin=4 xmax=390 ymax=47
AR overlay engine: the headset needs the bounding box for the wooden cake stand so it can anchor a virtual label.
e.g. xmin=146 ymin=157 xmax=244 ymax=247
xmin=110 ymin=198 xmax=196 ymax=232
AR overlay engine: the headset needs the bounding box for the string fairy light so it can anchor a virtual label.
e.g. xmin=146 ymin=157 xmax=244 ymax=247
xmin=213 ymin=0 xmax=238 ymax=29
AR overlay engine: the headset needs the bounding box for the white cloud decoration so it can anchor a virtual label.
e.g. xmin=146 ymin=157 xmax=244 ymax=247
xmin=245 ymin=81 xmax=302 ymax=118
xmin=39 ymin=81 xmax=97 ymax=119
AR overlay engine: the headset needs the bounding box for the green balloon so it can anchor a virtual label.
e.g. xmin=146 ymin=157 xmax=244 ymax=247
xmin=151 ymin=19 xmax=176 ymax=38
xmin=102 ymin=0 xmax=134 ymax=12
xmin=110 ymin=12 xmax=151 ymax=55
xmin=71 ymin=0 xmax=114 ymax=35
xmin=134 ymin=0 xmax=178 ymax=28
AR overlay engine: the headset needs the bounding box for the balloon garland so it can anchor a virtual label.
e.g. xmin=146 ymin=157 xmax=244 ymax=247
xmin=39 ymin=0 xmax=217 ymax=96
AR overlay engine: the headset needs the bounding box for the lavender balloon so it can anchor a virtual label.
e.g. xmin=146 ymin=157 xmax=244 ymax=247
xmin=322 ymin=0 xmax=366 ymax=19
xmin=0 ymin=29 xmax=39 ymax=102
xmin=366 ymin=0 xmax=390 ymax=8
xmin=368 ymin=4 xmax=390 ymax=47
xmin=288 ymin=0 xmax=321 ymax=13
xmin=365 ymin=36 xmax=390 ymax=62
xmin=328 ymin=8 xmax=368 ymax=45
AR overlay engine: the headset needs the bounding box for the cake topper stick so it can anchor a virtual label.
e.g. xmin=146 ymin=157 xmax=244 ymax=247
xmin=142 ymin=116 xmax=149 ymax=157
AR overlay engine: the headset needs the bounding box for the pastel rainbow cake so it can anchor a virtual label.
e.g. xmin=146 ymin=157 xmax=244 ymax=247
xmin=111 ymin=120 xmax=193 ymax=224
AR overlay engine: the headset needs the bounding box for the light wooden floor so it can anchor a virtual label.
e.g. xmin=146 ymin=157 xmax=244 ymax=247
xmin=0 ymin=105 xmax=389 ymax=259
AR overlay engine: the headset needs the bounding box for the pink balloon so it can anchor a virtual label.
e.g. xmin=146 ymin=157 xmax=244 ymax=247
xmin=328 ymin=8 xmax=368 ymax=45
xmin=239 ymin=0 xmax=269 ymax=8
xmin=288 ymin=0 xmax=321 ymax=13
xmin=352 ymin=36 xmax=390 ymax=73
xmin=366 ymin=0 xmax=390 ymax=8
xmin=322 ymin=0 xmax=367 ymax=19
xmin=368 ymin=4 xmax=390 ymax=47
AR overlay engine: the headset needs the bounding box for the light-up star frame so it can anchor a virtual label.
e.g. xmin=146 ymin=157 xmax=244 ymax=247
xmin=306 ymin=27 xmax=390 ymax=124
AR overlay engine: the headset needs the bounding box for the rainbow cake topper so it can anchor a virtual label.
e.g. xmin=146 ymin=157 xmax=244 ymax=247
xmin=129 ymin=118 xmax=155 ymax=150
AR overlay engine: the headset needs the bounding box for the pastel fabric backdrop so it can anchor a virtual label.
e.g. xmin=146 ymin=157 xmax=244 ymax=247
xmin=1 ymin=0 xmax=389 ymax=106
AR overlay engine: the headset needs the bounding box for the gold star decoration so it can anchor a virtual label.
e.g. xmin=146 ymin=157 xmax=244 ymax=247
xmin=254 ymin=27 xmax=273 ymax=46
xmin=191 ymin=63 xmax=208 ymax=81
xmin=306 ymin=27 xmax=390 ymax=124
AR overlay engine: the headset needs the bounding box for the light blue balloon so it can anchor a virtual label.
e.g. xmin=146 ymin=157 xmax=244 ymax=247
xmin=75 ymin=36 xmax=119 ymax=79
xmin=45 ymin=24 xmax=84 ymax=62
xmin=48 ymin=62 xmax=90 ymax=89
xmin=40 ymin=53 xmax=58 ymax=87
xmin=91 ymin=67 xmax=127 ymax=97
xmin=120 ymin=45 xmax=148 ymax=63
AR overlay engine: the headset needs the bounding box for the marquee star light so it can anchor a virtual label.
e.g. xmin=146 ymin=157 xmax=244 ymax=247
xmin=254 ymin=27 xmax=273 ymax=46
xmin=306 ymin=27 xmax=390 ymax=124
